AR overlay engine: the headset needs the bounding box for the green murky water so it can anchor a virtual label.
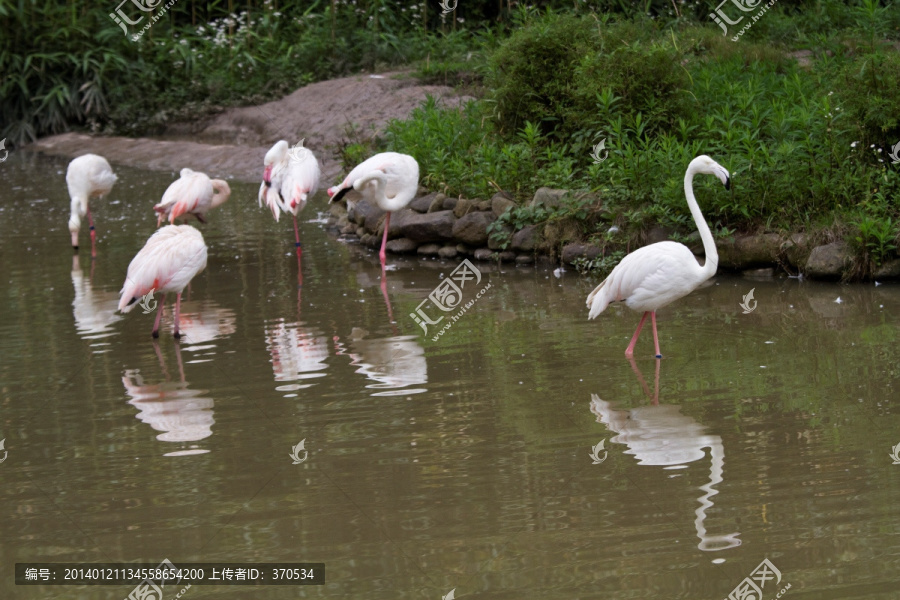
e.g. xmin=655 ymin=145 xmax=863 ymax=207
xmin=1 ymin=152 xmax=899 ymax=599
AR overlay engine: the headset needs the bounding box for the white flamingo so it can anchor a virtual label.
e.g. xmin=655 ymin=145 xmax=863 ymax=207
xmin=154 ymin=168 xmax=231 ymax=226
xmin=118 ymin=225 xmax=208 ymax=338
xmin=327 ymin=152 xmax=419 ymax=265
xmin=587 ymin=155 xmax=730 ymax=358
xmin=259 ymin=140 xmax=321 ymax=258
xmin=66 ymin=154 xmax=117 ymax=256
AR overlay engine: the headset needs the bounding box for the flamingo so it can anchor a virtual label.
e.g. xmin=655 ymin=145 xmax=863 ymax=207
xmin=586 ymin=155 xmax=730 ymax=358
xmin=66 ymin=154 xmax=117 ymax=256
xmin=154 ymin=168 xmax=231 ymax=226
xmin=259 ymin=140 xmax=321 ymax=259
xmin=327 ymin=152 xmax=419 ymax=265
xmin=118 ymin=225 xmax=208 ymax=339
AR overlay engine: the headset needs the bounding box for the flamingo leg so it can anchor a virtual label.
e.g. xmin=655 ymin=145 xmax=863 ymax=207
xmin=293 ymin=215 xmax=303 ymax=260
xmin=379 ymin=212 xmax=391 ymax=265
xmin=625 ymin=311 xmax=650 ymax=358
xmin=381 ymin=263 xmax=398 ymax=333
xmin=173 ymin=292 xmax=182 ymax=339
xmin=87 ymin=207 xmax=97 ymax=258
xmin=651 ymin=311 xmax=662 ymax=358
xmin=152 ymin=294 xmax=166 ymax=338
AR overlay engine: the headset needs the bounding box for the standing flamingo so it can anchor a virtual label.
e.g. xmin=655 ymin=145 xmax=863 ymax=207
xmin=154 ymin=168 xmax=231 ymax=226
xmin=586 ymin=155 xmax=730 ymax=358
xmin=259 ymin=140 xmax=321 ymax=259
xmin=118 ymin=225 xmax=208 ymax=339
xmin=327 ymin=152 xmax=419 ymax=265
xmin=66 ymin=154 xmax=118 ymax=256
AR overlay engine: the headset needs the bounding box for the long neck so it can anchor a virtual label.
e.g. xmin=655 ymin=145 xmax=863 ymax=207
xmin=210 ymin=180 xmax=231 ymax=208
xmin=685 ymin=169 xmax=717 ymax=278
xmin=694 ymin=439 xmax=741 ymax=551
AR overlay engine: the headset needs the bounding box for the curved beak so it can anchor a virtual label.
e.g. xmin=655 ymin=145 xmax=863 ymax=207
xmin=71 ymin=231 xmax=80 ymax=250
xmin=263 ymin=165 xmax=272 ymax=184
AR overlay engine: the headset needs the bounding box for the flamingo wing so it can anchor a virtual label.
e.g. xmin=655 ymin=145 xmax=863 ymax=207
xmin=155 ymin=171 xmax=213 ymax=225
xmin=280 ymin=153 xmax=321 ymax=215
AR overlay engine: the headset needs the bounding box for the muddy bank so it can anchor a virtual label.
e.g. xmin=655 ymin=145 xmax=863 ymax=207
xmin=28 ymin=71 xmax=471 ymax=183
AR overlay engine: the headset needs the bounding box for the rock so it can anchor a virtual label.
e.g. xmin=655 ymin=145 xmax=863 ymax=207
xmin=359 ymin=233 xmax=375 ymax=247
xmin=873 ymin=258 xmax=900 ymax=279
xmin=473 ymin=248 xmax=494 ymax=261
xmin=328 ymin=202 xmax=348 ymax=220
xmin=488 ymin=223 xmax=513 ymax=250
xmin=385 ymin=237 xmax=418 ymax=254
xmin=456 ymin=244 xmax=474 ymax=255
xmin=511 ymin=225 xmax=538 ymax=252
xmin=428 ymin=195 xmax=445 ymax=213
xmin=438 ymin=245 xmax=458 ymax=259
xmin=452 ymin=211 xmax=497 ymax=247
xmin=645 ymin=226 xmax=672 ymax=244
xmin=398 ymin=210 xmax=456 ymax=242
xmin=387 ymin=208 xmax=417 ymax=237
xmin=716 ymin=234 xmax=782 ymax=269
xmin=561 ymin=243 xmax=602 ymax=265
xmin=453 ymin=198 xmax=474 ymax=218
xmin=782 ymin=233 xmax=812 ymax=268
xmin=805 ymin=241 xmax=851 ymax=279
xmin=442 ymin=197 xmax=458 ymax=210
xmin=341 ymin=223 xmax=356 ymax=235
xmin=515 ymin=254 xmax=534 ymax=265
xmin=530 ymin=187 xmax=568 ymax=210
xmin=491 ymin=191 xmax=516 ymax=218
xmin=476 ymin=200 xmax=492 ymax=212
xmin=417 ymin=243 xmax=442 ymax=256
xmin=743 ymin=267 xmax=775 ymax=278
xmin=356 ymin=226 xmax=366 ymax=237
xmin=498 ymin=251 xmax=517 ymax=262
xmin=417 ymin=185 xmax=428 ymax=196
xmin=410 ymin=193 xmax=443 ymax=213
xmin=350 ymin=198 xmax=385 ymax=231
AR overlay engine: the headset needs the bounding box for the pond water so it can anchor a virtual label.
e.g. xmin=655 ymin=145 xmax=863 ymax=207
xmin=1 ymin=153 xmax=899 ymax=599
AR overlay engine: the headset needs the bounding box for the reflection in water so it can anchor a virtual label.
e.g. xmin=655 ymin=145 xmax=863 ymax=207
xmin=122 ymin=342 xmax=215 ymax=456
xmin=590 ymin=360 xmax=741 ymax=552
xmin=265 ymin=319 xmax=330 ymax=395
xmin=338 ymin=328 xmax=427 ymax=396
xmin=173 ymin=300 xmax=236 ymax=346
xmin=71 ymin=255 xmax=122 ymax=345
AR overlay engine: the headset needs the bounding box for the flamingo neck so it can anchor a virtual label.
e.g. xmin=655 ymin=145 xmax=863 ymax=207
xmin=685 ymin=169 xmax=717 ymax=279
xmin=210 ymin=180 xmax=232 ymax=208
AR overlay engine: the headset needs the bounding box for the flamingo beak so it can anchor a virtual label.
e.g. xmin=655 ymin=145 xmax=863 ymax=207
xmin=71 ymin=231 xmax=79 ymax=251
xmin=263 ymin=165 xmax=272 ymax=185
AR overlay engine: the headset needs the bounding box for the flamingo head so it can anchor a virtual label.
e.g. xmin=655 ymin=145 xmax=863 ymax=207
xmin=692 ymin=155 xmax=731 ymax=190
xmin=262 ymin=140 xmax=289 ymax=185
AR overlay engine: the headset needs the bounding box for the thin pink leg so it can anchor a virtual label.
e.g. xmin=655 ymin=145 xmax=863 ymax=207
xmin=379 ymin=212 xmax=391 ymax=265
xmin=88 ymin=208 xmax=97 ymax=258
xmin=625 ymin=311 xmax=649 ymax=358
xmin=152 ymin=294 xmax=166 ymax=338
xmin=173 ymin=292 xmax=182 ymax=339
xmin=293 ymin=215 xmax=302 ymax=261
xmin=651 ymin=311 xmax=661 ymax=358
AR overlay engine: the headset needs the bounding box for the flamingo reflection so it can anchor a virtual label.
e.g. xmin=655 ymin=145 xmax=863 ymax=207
xmin=171 ymin=300 xmax=236 ymax=345
xmin=337 ymin=328 xmax=427 ymax=395
xmin=590 ymin=359 xmax=740 ymax=551
xmin=71 ymin=255 xmax=122 ymax=343
xmin=122 ymin=342 xmax=214 ymax=456
xmin=265 ymin=319 xmax=330 ymax=393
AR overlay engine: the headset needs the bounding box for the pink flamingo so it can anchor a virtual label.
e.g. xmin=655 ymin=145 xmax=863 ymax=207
xmin=118 ymin=225 xmax=208 ymax=339
xmin=586 ymin=155 xmax=730 ymax=358
xmin=66 ymin=154 xmax=117 ymax=257
xmin=154 ymin=168 xmax=231 ymax=226
xmin=259 ymin=140 xmax=321 ymax=259
xmin=327 ymin=152 xmax=419 ymax=265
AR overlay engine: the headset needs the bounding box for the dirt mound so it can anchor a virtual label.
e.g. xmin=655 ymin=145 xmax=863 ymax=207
xmin=29 ymin=71 xmax=471 ymax=183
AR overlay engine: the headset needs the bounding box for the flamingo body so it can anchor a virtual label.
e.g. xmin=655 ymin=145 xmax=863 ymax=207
xmin=154 ymin=168 xmax=231 ymax=226
xmin=259 ymin=140 xmax=321 ymax=222
xmin=327 ymin=152 xmax=419 ymax=264
xmin=119 ymin=225 xmax=208 ymax=338
xmin=586 ymin=155 xmax=730 ymax=357
xmin=66 ymin=154 xmax=117 ymax=253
